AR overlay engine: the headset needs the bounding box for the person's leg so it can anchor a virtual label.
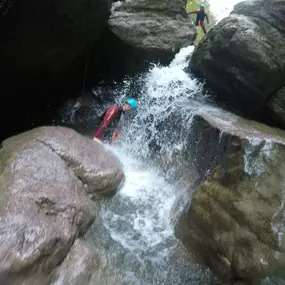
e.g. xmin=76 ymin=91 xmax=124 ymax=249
xmin=103 ymin=128 xmax=113 ymax=144
xmin=200 ymin=21 xmax=207 ymax=34
xmin=195 ymin=19 xmax=199 ymax=26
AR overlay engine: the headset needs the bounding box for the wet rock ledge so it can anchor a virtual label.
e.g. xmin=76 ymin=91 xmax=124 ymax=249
xmin=176 ymin=106 xmax=285 ymax=284
xmin=0 ymin=126 xmax=125 ymax=285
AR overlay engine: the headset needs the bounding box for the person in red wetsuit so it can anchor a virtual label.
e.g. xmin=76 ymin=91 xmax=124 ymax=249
xmin=93 ymin=98 xmax=137 ymax=144
xmin=188 ymin=5 xmax=209 ymax=34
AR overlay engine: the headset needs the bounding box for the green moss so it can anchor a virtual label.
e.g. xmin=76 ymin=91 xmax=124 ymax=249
xmin=0 ymin=150 xmax=15 ymax=208
xmin=177 ymin=110 xmax=285 ymax=277
xmin=74 ymin=167 xmax=85 ymax=181
xmin=124 ymin=1 xmax=134 ymax=7
xmin=147 ymin=3 xmax=168 ymax=9
xmin=125 ymin=1 xmax=168 ymax=10
xmin=193 ymin=140 xmax=283 ymax=247
xmin=200 ymin=180 xmax=233 ymax=200
xmin=140 ymin=11 xmax=156 ymax=18
xmin=0 ymin=150 xmax=14 ymax=174
xmin=193 ymin=203 xmax=210 ymax=221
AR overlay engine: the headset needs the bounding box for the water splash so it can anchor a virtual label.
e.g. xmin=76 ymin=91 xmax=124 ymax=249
xmin=244 ymin=140 xmax=274 ymax=176
xmin=87 ymin=142 xmax=217 ymax=285
xmin=116 ymin=46 xmax=207 ymax=162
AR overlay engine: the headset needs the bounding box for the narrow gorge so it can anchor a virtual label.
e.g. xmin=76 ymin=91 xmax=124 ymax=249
xmin=1 ymin=0 xmax=285 ymax=285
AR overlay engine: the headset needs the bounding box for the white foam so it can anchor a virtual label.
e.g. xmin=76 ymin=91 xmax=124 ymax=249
xmin=170 ymin=45 xmax=195 ymax=68
xmin=102 ymin=145 xmax=177 ymax=251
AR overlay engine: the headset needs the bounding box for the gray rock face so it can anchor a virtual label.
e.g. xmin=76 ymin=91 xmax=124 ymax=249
xmin=51 ymin=239 xmax=99 ymax=285
xmin=190 ymin=0 xmax=285 ymax=123
xmin=0 ymin=0 xmax=110 ymax=84
xmin=175 ymin=106 xmax=285 ymax=283
xmin=0 ymin=126 xmax=125 ymax=285
xmin=109 ymin=0 xmax=196 ymax=52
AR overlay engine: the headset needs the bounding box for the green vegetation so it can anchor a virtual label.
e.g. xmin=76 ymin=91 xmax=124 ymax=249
xmin=186 ymin=0 xmax=217 ymax=45
xmin=125 ymin=1 xmax=168 ymax=10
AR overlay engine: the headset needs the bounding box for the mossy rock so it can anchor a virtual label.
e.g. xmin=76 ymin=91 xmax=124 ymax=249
xmin=125 ymin=1 xmax=169 ymax=10
xmin=124 ymin=0 xmax=185 ymax=12
xmin=175 ymin=106 xmax=285 ymax=283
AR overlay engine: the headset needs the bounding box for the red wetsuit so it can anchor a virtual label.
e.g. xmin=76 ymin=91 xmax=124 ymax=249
xmin=94 ymin=106 xmax=123 ymax=141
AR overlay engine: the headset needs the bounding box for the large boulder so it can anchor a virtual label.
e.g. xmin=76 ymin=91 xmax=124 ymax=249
xmin=0 ymin=0 xmax=110 ymax=86
xmin=87 ymin=0 xmax=197 ymax=81
xmin=175 ymin=106 xmax=285 ymax=283
xmin=108 ymin=0 xmax=196 ymax=53
xmin=0 ymin=126 xmax=124 ymax=285
xmin=189 ymin=0 xmax=285 ymax=125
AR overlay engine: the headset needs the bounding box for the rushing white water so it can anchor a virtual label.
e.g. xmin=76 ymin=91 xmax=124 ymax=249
xmin=61 ymin=46 xmax=220 ymax=284
xmin=118 ymin=46 xmax=204 ymax=154
xmin=86 ymin=142 xmax=217 ymax=285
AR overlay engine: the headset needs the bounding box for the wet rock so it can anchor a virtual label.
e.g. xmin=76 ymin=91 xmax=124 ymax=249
xmin=109 ymin=0 xmax=196 ymax=53
xmin=88 ymin=0 xmax=196 ymax=80
xmin=190 ymin=0 xmax=285 ymax=125
xmin=267 ymin=86 xmax=285 ymax=126
xmin=0 ymin=126 xmax=124 ymax=285
xmin=175 ymin=106 xmax=285 ymax=282
xmin=0 ymin=0 xmax=110 ymax=86
xmin=223 ymin=281 xmax=253 ymax=285
xmin=157 ymin=147 xmax=200 ymax=187
xmin=58 ymin=86 xmax=115 ymax=137
xmin=51 ymin=239 xmax=99 ymax=285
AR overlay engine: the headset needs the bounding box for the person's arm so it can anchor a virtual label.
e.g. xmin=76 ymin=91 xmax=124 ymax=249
xmin=205 ymin=12 xmax=209 ymax=24
xmin=188 ymin=10 xmax=199 ymax=15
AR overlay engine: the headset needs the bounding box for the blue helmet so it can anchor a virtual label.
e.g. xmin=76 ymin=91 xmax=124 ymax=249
xmin=125 ymin=98 xmax=137 ymax=111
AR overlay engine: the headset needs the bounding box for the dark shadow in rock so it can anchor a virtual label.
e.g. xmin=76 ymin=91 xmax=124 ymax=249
xmin=87 ymin=27 xmax=174 ymax=84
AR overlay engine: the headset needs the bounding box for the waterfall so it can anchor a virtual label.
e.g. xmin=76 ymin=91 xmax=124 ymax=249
xmin=60 ymin=45 xmax=221 ymax=285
